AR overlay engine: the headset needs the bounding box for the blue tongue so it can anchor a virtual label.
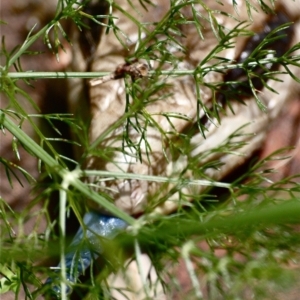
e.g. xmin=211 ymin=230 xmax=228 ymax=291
xmin=45 ymin=211 xmax=128 ymax=297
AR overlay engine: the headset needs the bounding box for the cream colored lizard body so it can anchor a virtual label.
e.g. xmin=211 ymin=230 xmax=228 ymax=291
xmin=71 ymin=0 xmax=300 ymax=215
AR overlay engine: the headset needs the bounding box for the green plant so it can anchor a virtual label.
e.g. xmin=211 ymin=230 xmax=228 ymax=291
xmin=1 ymin=0 xmax=300 ymax=299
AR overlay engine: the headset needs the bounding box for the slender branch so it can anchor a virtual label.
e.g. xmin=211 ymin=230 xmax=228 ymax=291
xmin=5 ymin=55 xmax=299 ymax=80
xmin=6 ymin=72 xmax=111 ymax=79
xmin=83 ymin=170 xmax=232 ymax=189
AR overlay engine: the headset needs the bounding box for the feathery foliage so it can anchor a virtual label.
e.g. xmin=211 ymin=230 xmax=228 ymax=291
xmin=1 ymin=0 xmax=300 ymax=299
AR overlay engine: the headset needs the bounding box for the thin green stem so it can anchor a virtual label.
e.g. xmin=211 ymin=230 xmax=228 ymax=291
xmin=6 ymin=72 xmax=111 ymax=79
xmin=83 ymin=170 xmax=232 ymax=189
xmin=0 ymin=111 xmax=59 ymax=169
xmin=6 ymin=24 xmax=51 ymax=69
xmin=5 ymin=55 xmax=299 ymax=80
xmin=134 ymin=239 xmax=150 ymax=298
xmin=182 ymin=241 xmax=203 ymax=299
xmin=59 ymin=182 xmax=67 ymax=300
